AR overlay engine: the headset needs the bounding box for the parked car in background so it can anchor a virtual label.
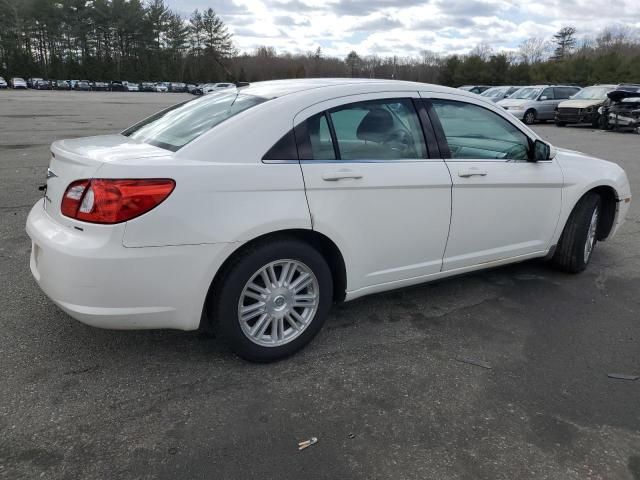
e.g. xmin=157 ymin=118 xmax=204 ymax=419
xmin=480 ymin=86 xmax=520 ymax=102
xmin=140 ymin=82 xmax=156 ymax=92
xmin=0 ymin=76 xmax=8 ymax=88
xmin=458 ymin=85 xmax=492 ymax=94
xmin=34 ymin=79 xmax=52 ymax=90
xmin=125 ymin=81 xmax=140 ymax=92
xmin=26 ymin=79 xmax=631 ymax=362
xmin=53 ymin=80 xmax=71 ymax=90
xmin=10 ymin=77 xmax=27 ymax=89
xmin=110 ymin=81 xmax=127 ymax=92
xmin=74 ymin=80 xmax=91 ymax=91
xmin=601 ymin=87 xmax=640 ymax=132
xmin=199 ymin=82 xmax=234 ymax=95
xmin=154 ymin=82 xmax=168 ymax=92
xmin=556 ymin=84 xmax=640 ymax=128
xmin=92 ymin=81 xmax=110 ymax=91
xmin=169 ymin=82 xmax=187 ymax=92
xmin=186 ymin=83 xmax=198 ymax=94
xmin=27 ymin=77 xmax=43 ymax=88
xmin=498 ymin=85 xmax=581 ymax=124
xmin=555 ymin=85 xmax=615 ymax=127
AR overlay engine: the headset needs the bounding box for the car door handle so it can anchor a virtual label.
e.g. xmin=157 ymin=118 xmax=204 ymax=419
xmin=322 ymin=169 xmax=363 ymax=181
xmin=458 ymin=168 xmax=488 ymax=178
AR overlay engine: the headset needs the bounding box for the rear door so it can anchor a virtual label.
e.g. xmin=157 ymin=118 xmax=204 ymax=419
xmin=421 ymin=92 xmax=563 ymax=271
xmin=295 ymin=93 xmax=452 ymax=292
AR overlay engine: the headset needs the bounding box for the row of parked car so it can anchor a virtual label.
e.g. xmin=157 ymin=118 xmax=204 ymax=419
xmin=459 ymin=83 xmax=640 ymax=132
xmin=0 ymin=76 xmax=236 ymax=95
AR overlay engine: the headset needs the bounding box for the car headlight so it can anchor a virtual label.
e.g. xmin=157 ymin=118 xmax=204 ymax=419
xmin=597 ymin=106 xmax=603 ymax=114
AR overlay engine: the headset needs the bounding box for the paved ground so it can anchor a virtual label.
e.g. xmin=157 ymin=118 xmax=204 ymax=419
xmin=1 ymin=90 xmax=639 ymax=480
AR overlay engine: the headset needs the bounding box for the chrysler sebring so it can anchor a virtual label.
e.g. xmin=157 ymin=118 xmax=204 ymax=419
xmin=26 ymin=79 xmax=631 ymax=361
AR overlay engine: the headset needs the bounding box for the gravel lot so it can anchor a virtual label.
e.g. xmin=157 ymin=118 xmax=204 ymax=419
xmin=1 ymin=90 xmax=639 ymax=480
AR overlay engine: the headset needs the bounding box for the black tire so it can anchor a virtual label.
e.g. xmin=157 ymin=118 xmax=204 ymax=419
xmin=552 ymin=193 xmax=602 ymax=273
xmin=209 ymin=238 xmax=333 ymax=362
xmin=555 ymin=120 xmax=567 ymax=127
xmin=591 ymin=115 xmax=601 ymax=129
xmin=524 ymin=109 xmax=537 ymax=125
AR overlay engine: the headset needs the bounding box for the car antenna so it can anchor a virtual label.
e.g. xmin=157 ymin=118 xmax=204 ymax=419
xmin=209 ymin=52 xmax=249 ymax=88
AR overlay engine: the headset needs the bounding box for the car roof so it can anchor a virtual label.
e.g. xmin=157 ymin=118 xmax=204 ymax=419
xmin=235 ymin=78 xmax=478 ymax=100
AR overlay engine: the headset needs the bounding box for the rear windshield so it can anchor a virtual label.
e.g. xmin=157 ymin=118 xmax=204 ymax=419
xmin=122 ymin=92 xmax=267 ymax=151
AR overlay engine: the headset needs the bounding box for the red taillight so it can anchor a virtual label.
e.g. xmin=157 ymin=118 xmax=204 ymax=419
xmin=60 ymin=179 xmax=175 ymax=224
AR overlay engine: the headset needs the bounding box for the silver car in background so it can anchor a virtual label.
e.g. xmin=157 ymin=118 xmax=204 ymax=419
xmin=480 ymin=86 xmax=520 ymax=102
xmin=497 ymin=85 xmax=581 ymax=124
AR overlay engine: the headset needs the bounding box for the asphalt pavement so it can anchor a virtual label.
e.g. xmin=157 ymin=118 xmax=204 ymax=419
xmin=1 ymin=90 xmax=638 ymax=480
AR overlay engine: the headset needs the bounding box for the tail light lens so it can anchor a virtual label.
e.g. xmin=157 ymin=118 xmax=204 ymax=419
xmin=61 ymin=179 xmax=175 ymax=224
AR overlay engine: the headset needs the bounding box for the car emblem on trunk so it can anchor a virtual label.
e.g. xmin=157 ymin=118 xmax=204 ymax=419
xmin=46 ymin=168 xmax=57 ymax=179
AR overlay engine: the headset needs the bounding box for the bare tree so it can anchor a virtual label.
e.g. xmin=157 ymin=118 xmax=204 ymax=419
xmin=469 ymin=42 xmax=493 ymax=60
xmin=518 ymin=37 xmax=549 ymax=64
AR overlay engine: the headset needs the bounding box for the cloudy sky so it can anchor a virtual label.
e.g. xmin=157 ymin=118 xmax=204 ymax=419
xmin=166 ymin=0 xmax=640 ymax=57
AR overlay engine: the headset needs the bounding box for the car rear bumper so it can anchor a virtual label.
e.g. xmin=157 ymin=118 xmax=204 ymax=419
xmin=26 ymin=202 xmax=234 ymax=331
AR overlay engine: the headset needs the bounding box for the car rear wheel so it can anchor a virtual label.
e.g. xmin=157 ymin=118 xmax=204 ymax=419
xmin=552 ymin=193 xmax=602 ymax=273
xmin=524 ymin=109 xmax=537 ymax=125
xmin=210 ymin=238 xmax=333 ymax=362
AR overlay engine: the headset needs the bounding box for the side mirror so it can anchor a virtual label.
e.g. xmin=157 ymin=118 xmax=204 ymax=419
xmin=539 ymin=96 xmax=548 ymax=101
xmin=532 ymin=139 xmax=551 ymax=161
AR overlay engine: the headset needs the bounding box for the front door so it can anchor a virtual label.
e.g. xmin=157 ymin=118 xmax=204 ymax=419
xmin=295 ymin=93 xmax=452 ymax=292
xmin=422 ymin=94 xmax=564 ymax=271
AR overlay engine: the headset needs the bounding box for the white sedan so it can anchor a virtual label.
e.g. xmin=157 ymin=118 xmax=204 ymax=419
xmin=26 ymin=79 xmax=632 ymax=361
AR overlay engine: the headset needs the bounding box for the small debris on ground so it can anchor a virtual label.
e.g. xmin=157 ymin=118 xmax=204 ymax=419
xmin=298 ymin=437 xmax=318 ymax=451
xmin=607 ymin=373 xmax=639 ymax=381
xmin=348 ymin=433 xmax=356 ymax=439
xmin=456 ymin=356 xmax=492 ymax=370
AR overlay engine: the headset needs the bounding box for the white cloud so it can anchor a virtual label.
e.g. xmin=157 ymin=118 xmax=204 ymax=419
xmin=167 ymin=0 xmax=640 ymax=57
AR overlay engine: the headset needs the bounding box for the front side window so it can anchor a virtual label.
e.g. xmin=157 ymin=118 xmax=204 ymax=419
xmin=123 ymin=92 xmax=267 ymax=151
xmin=540 ymin=88 xmax=554 ymax=100
xmin=328 ymin=99 xmax=426 ymax=160
xmin=432 ymin=99 xmax=531 ymax=161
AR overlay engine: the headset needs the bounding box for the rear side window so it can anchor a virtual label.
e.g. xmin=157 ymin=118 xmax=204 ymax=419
xmin=263 ymin=129 xmax=298 ymax=161
xmin=123 ymin=92 xmax=267 ymax=152
xmin=299 ymin=112 xmax=336 ymax=160
xmin=328 ymin=99 xmax=426 ymax=160
xmin=431 ymin=99 xmax=530 ymax=161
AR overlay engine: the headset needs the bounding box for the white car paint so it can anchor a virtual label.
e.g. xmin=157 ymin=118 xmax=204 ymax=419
xmin=26 ymin=79 xmax=632 ymax=331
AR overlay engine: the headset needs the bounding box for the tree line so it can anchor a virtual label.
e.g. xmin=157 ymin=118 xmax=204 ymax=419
xmin=1 ymin=0 xmax=639 ymax=87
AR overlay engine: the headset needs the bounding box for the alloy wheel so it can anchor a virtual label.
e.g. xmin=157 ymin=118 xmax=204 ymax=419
xmin=238 ymin=259 xmax=319 ymax=347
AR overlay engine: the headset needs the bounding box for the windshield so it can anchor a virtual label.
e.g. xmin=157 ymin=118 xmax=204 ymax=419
xmin=481 ymin=87 xmax=507 ymax=98
xmin=123 ymin=92 xmax=267 ymax=151
xmin=572 ymin=87 xmax=610 ymax=100
xmin=509 ymin=87 xmax=542 ymax=100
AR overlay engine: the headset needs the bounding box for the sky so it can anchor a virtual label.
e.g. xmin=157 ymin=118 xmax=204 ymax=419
xmin=166 ymin=0 xmax=640 ymax=57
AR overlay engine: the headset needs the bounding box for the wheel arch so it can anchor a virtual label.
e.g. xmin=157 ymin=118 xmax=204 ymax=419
xmin=200 ymin=228 xmax=347 ymax=330
xmin=559 ymin=185 xmax=619 ymax=243
xmin=589 ymin=185 xmax=618 ymax=240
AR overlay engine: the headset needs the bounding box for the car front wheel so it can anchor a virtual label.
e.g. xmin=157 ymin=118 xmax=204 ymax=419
xmin=552 ymin=193 xmax=602 ymax=273
xmin=524 ymin=109 xmax=537 ymax=125
xmin=210 ymin=238 xmax=333 ymax=362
